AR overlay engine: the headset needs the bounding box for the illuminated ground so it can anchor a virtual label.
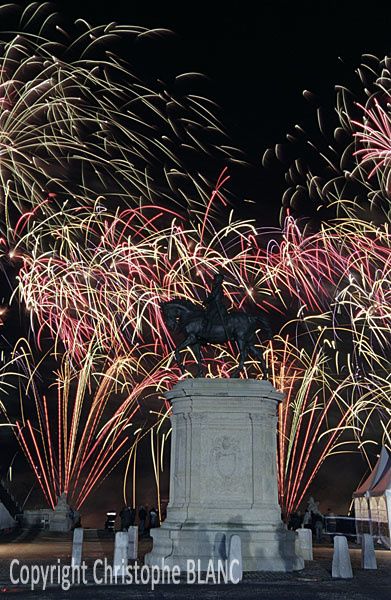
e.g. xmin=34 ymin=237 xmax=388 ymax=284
xmin=0 ymin=529 xmax=389 ymax=598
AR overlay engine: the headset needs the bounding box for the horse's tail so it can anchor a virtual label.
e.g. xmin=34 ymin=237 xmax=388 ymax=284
xmin=252 ymin=314 xmax=273 ymax=340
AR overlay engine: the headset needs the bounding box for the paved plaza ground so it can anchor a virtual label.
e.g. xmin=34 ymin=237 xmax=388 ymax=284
xmin=0 ymin=528 xmax=389 ymax=599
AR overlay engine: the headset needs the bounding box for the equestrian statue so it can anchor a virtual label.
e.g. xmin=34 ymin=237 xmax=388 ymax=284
xmin=160 ymin=272 xmax=272 ymax=378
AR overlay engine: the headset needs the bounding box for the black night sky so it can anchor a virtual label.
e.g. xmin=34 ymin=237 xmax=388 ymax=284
xmin=1 ymin=1 xmax=391 ymax=526
xmin=56 ymin=0 xmax=391 ymax=225
xmin=2 ymin=1 xmax=388 ymax=236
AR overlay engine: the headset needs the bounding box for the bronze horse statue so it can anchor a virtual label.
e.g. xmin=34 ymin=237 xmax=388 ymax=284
xmin=160 ymin=299 xmax=272 ymax=378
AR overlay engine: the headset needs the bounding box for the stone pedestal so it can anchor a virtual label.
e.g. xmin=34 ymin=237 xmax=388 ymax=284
xmin=296 ymin=528 xmax=313 ymax=561
xmin=332 ymin=536 xmax=353 ymax=578
xmin=127 ymin=526 xmax=138 ymax=560
xmin=72 ymin=528 xmax=84 ymax=566
xmin=361 ymin=533 xmax=377 ymax=569
xmin=114 ymin=532 xmax=128 ymax=576
xmin=49 ymin=493 xmax=72 ymax=532
xmin=145 ymin=379 xmax=303 ymax=572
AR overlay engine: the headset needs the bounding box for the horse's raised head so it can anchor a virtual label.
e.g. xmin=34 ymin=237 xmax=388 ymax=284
xmin=159 ymin=300 xmax=176 ymax=330
xmin=159 ymin=298 xmax=198 ymax=331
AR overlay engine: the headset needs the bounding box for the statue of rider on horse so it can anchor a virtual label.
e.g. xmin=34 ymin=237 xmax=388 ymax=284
xmin=160 ymin=272 xmax=272 ymax=378
xmin=202 ymin=272 xmax=229 ymax=336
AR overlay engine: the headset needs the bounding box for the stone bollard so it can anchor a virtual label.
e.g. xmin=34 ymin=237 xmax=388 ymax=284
xmin=361 ymin=533 xmax=377 ymax=569
xmin=114 ymin=531 xmax=128 ymax=576
xmin=228 ymin=535 xmax=243 ymax=582
xmin=127 ymin=526 xmax=138 ymax=560
xmin=296 ymin=528 xmax=313 ymax=561
xmin=332 ymin=535 xmax=353 ymax=578
xmin=71 ymin=528 xmax=83 ymax=567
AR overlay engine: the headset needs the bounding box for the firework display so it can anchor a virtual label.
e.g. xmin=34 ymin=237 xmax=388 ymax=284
xmin=265 ymin=54 xmax=391 ymax=227
xmin=11 ymin=204 xmax=391 ymax=513
xmin=0 ymin=2 xmax=242 ymax=257
xmin=0 ymin=3 xmax=389 ymax=518
xmin=10 ymin=346 xmax=172 ymax=511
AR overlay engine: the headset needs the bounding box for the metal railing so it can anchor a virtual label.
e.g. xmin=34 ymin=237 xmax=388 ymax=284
xmin=323 ymin=515 xmax=356 ymax=538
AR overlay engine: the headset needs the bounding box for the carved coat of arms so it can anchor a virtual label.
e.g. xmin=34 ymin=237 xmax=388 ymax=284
xmin=211 ymin=435 xmax=241 ymax=485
